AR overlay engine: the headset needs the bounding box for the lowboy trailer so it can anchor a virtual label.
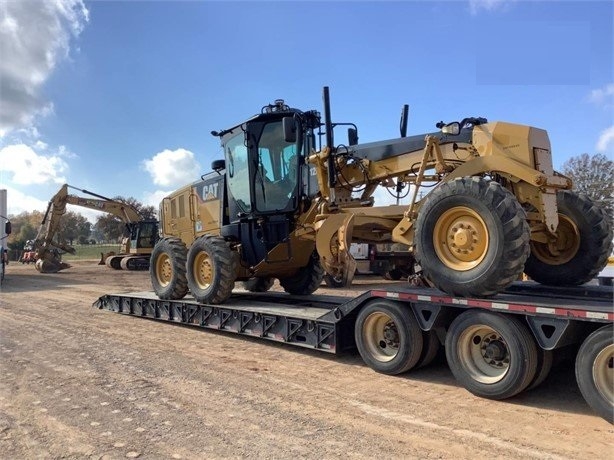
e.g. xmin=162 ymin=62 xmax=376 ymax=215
xmin=95 ymin=282 xmax=613 ymax=422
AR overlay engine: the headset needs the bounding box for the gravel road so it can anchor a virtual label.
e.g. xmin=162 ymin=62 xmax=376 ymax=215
xmin=0 ymin=261 xmax=611 ymax=459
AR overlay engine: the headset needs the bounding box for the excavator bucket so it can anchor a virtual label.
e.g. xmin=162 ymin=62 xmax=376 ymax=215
xmin=35 ymin=258 xmax=71 ymax=273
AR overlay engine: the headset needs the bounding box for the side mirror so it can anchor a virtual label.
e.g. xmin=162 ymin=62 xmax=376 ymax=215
xmin=211 ymin=159 xmax=225 ymax=172
xmin=4 ymin=221 xmax=11 ymax=235
xmin=441 ymin=122 xmax=460 ymax=136
xmin=283 ymin=117 xmax=296 ymax=143
xmin=348 ymin=128 xmax=358 ymax=146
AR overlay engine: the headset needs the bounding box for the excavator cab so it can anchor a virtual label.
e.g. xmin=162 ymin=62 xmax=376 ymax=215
xmin=127 ymin=220 xmax=158 ymax=252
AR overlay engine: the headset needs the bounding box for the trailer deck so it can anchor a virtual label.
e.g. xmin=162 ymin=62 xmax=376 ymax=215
xmin=94 ymin=282 xmax=613 ymax=354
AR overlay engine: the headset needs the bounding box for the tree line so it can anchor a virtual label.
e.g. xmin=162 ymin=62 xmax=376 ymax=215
xmin=6 ymin=196 xmax=156 ymax=256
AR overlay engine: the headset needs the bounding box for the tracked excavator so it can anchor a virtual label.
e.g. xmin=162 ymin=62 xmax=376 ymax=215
xmin=33 ymin=184 xmax=158 ymax=273
xmin=149 ymin=87 xmax=612 ymax=304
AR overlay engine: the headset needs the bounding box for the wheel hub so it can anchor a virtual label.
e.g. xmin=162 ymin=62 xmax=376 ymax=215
xmin=459 ymin=326 xmax=510 ymax=383
xmin=434 ymin=207 xmax=489 ymax=270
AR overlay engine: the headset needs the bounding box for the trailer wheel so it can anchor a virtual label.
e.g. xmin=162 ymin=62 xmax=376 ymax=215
xmin=575 ymin=325 xmax=613 ymax=423
xmin=524 ymin=191 xmax=613 ymax=286
xmin=446 ymin=310 xmax=538 ymax=399
xmin=527 ymin=348 xmax=553 ymax=391
xmin=279 ymin=252 xmax=324 ymax=295
xmin=416 ymin=330 xmax=441 ymax=369
xmin=242 ymin=277 xmax=274 ymax=292
xmin=150 ymin=237 xmax=188 ymax=300
xmin=355 ymin=300 xmax=424 ymax=375
xmin=186 ymin=235 xmax=237 ymax=304
xmin=415 ymin=177 xmax=529 ymax=297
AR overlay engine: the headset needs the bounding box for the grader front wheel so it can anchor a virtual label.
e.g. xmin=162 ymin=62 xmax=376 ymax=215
xmin=415 ymin=177 xmax=530 ymax=298
xmin=524 ymin=191 xmax=613 ymax=286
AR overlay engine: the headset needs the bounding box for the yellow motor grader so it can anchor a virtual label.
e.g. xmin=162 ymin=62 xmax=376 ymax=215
xmin=150 ymin=87 xmax=612 ymax=304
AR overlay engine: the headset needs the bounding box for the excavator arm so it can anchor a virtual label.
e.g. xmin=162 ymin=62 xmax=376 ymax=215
xmin=33 ymin=184 xmax=147 ymax=273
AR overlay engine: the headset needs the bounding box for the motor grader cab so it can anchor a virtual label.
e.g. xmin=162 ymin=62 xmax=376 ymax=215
xmin=151 ymin=87 xmax=612 ymax=305
xmin=33 ymin=184 xmax=158 ymax=273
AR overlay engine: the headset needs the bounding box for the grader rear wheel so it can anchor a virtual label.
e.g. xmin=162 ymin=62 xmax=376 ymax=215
xmin=150 ymin=237 xmax=188 ymax=300
xmin=415 ymin=177 xmax=530 ymax=297
xmin=524 ymin=191 xmax=613 ymax=286
xmin=186 ymin=235 xmax=237 ymax=304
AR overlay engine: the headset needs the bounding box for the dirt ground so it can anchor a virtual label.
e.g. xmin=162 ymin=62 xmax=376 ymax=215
xmin=0 ymin=261 xmax=612 ymax=459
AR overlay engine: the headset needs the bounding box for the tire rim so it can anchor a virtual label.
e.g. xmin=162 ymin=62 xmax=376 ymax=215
xmin=458 ymin=325 xmax=510 ymax=384
xmin=193 ymin=251 xmax=213 ymax=290
xmin=530 ymin=214 xmax=580 ymax=265
xmin=433 ymin=206 xmax=489 ymax=271
xmin=362 ymin=312 xmax=399 ymax=362
xmin=592 ymin=344 xmax=614 ymax=406
xmin=155 ymin=253 xmax=172 ymax=287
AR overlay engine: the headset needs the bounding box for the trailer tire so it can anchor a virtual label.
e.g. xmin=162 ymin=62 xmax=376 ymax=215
xmin=355 ymin=300 xmax=424 ymax=375
xmin=445 ymin=310 xmax=538 ymax=400
xmin=527 ymin=348 xmax=553 ymax=391
xmin=524 ymin=191 xmax=613 ymax=286
xmin=242 ymin=277 xmax=274 ymax=292
xmin=187 ymin=235 xmax=237 ymax=304
xmin=279 ymin=252 xmax=324 ymax=295
xmin=415 ymin=177 xmax=529 ymax=298
xmin=150 ymin=237 xmax=188 ymax=300
xmin=416 ymin=330 xmax=441 ymax=369
xmin=575 ymin=325 xmax=613 ymax=423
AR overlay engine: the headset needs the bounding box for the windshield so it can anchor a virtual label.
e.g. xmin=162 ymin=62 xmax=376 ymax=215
xmin=254 ymin=121 xmax=298 ymax=212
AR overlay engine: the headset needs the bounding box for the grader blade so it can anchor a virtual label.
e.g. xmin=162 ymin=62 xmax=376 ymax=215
xmin=315 ymin=213 xmax=356 ymax=286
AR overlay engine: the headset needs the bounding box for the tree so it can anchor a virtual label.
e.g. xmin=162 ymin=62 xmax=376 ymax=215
xmin=562 ymin=153 xmax=613 ymax=222
xmin=57 ymin=211 xmax=91 ymax=245
xmin=93 ymin=196 xmax=156 ymax=243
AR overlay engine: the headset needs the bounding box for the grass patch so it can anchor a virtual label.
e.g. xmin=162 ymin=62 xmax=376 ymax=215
xmin=62 ymin=244 xmax=122 ymax=261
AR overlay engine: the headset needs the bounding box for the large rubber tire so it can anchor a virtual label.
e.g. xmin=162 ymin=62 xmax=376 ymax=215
xmin=416 ymin=330 xmax=441 ymax=369
xmin=150 ymin=237 xmax=188 ymax=300
xmin=415 ymin=177 xmax=529 ymax=298
xmin=355 ymin=300 xmax=424 ymax=375
xmin=445 ymin=310 xmax=538 ymax=400
xmin=279 ymin=252 xmax=324 ymax=295
xmin=575 ymin=325 xmax=613 ymax=423
xmin=524 ymin=191 xmax=613 ymax=286
xmin=186 ymin=235 xmax=237 ymax=304
xmin=526 ymin=348 xmax=553 ymax=391
xmin=242 ymin=277 xmax=274 ymax=292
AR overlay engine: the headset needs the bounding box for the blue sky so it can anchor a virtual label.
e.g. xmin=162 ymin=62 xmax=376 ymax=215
xmin=0 ymin=0 xmax=612 ymax=222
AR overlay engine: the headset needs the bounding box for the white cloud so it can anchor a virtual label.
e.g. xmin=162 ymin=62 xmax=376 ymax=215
xmin=142 ymin=148 xmax=201 ymax=188
xmin=469 ymin=0 xmax=514 ymax=15
xmin=143 ymin=190 xmax=171 ymax=210
xmin=0 ymin=185 xmax=48 ymax=216
xmin=596 ymin=125 xmax=614 ymax=153
xmin=0 ymin=0 xmax=89 ymax=137
xmin=588 ymin=83 xmax=614 ymax=107
xmin=0 ymin=143 xmax=68 ymax=185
